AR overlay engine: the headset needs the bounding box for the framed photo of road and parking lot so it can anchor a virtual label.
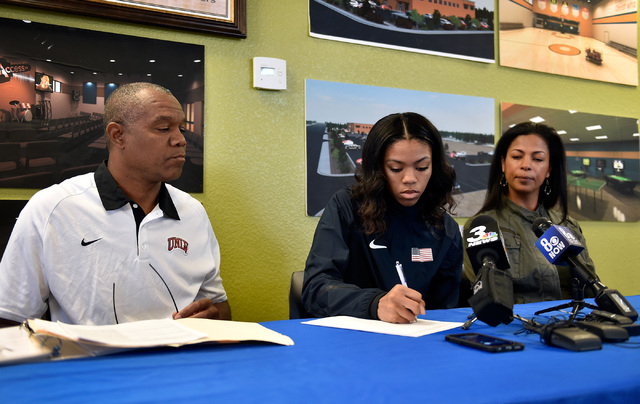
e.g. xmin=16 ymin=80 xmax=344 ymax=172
xmin=305 ymin=79 xmax=495 ymax=218
xmin=309 ymin=0 xmax=495 ymax=63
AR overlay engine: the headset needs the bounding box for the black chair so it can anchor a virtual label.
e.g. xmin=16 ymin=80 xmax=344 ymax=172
xmin=289 ymin=271 xmax=311 ymax=319
xmin=458 ymin=274 xmax=473 ymax=308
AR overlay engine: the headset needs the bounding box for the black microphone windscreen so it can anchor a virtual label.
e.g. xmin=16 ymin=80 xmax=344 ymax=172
xmin=468 ymin=264 xmax=514 ymax=326
xmin=531 ymin=217 xmax=553 ymax=238
xmin=464 ymin=215 xmax=510 ymax=274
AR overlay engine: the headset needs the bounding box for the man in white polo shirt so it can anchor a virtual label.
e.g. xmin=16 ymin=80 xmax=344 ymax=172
xmin=0 ymin=82 xmax=230 ymax=326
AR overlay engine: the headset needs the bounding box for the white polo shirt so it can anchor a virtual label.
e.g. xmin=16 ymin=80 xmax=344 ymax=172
xmin=0 ymin=163 xmax=227 ymax=325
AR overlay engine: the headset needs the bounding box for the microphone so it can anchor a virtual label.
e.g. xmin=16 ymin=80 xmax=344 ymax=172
xmin=532 ymin=218 xmax=586 ymax=266
xmin=532 ymin=218 xmax=638 ymax=321
xmin=464 ymin=215 xmax=510 ymax=275
xmin=464 ymin=215 xmax=514 ymax=327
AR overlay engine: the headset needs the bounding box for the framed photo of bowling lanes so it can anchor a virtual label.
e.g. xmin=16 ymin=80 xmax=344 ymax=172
xmin=0 ymin=0 xmax=246 ymax=38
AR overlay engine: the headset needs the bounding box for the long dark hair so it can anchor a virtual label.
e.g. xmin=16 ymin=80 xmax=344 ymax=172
xmin=479 ymin=122 xmax=568 ymax=221
xmin=351 ymin=112 xmax=456 ymax=235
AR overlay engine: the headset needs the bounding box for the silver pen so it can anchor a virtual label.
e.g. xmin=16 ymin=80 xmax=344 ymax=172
xmin=395 ymin=261 xmax=407 ymax=287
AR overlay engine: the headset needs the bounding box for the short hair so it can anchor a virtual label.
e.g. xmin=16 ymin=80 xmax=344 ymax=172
xmin=351 ymin=112 xmax=456 ymax=235
xmin=103 ymin=82 xmax=172 ymax=128
xmin=479 ymin=122 xmax=568 ymax=221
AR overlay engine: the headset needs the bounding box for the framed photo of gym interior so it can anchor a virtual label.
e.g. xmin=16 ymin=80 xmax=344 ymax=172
xmin=0 ymin=0 xmax=247 ymax=38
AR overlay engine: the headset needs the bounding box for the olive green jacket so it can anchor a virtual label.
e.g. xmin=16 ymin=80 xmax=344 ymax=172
xmin=463 ymin=198 xmax=596 ymax=304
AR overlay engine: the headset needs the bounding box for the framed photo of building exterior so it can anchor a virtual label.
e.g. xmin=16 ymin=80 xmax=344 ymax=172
xmin=305 ymin=79 xmax=495 ymax=218
xmin=310 ymin=0 xmax=496 ymax=63
xmin=0 ymin=0 xmax=246 ymax=38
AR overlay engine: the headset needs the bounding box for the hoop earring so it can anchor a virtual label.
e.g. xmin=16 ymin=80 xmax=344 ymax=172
xmin=543 ymin=178 xmax=551 ymax=196
xmin=500 ymin=173 xmax=508 ymax=187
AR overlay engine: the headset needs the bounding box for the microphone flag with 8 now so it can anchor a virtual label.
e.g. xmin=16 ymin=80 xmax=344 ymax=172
xmin=532 ymin=218 xmax=584 ymax=265
xmin=464 ymin=215 xmax=514 ymax=326
xmin=531 ymin=217 xmax=638 ymax=321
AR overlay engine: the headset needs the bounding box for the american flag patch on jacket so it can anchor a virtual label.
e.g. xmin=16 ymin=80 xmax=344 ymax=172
xmin=411 ymin=247 xmax=433 ymax=262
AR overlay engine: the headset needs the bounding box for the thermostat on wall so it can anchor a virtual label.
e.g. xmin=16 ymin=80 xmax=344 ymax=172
xmin=253 ymin=57 xmax=286 ymax=90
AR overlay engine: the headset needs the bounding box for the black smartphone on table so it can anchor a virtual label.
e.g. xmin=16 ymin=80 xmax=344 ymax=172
xmin=445 ymin=332 xmax=524 ymax=353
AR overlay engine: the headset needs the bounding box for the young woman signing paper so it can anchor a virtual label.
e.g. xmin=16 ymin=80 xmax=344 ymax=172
xmin=302 ymin=112 xmax=463 ymax=323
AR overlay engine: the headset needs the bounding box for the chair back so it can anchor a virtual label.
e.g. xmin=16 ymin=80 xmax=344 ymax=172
xmin=22 ymin=140 xmax=59 ymax=169
xmin=289 ymin=271 xmax=311 ymax=319
xmin=0 ymin=142 xmax=21 ymax=172
xmin=0 ymin=142 xmax=20 ymax=163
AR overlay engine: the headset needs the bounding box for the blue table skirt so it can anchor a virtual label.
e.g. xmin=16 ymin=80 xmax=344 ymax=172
xmin=1 ymin=296 xmax=639 ymax=403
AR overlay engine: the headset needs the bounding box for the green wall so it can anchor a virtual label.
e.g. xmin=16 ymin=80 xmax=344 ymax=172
xmin=1 ymin=2 xmax=638 ymax=322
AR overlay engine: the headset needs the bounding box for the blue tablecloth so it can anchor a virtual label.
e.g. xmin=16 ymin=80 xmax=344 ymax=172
xmin=1 ymin=297 xmax=639 ymax=403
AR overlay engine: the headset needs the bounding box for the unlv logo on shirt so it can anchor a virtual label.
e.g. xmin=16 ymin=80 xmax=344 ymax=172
xmin=167 ymin=237 xmax=188 ymax=255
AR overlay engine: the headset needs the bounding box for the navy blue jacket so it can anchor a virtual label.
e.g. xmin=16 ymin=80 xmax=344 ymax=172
xmin=302 ymin=189 xmax=463 ymax=319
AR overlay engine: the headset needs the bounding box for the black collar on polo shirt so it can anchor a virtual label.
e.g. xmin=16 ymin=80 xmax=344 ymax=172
xmin=94 ymin=161 xmax=180 ymax=220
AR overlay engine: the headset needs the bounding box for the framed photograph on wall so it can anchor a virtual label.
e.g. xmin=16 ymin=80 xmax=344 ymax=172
xmin=501 ymin=103 xmax=640 ymax=222
xmin=498 ymin=0 xmax=637 ymax=86
xmin=310 ymin=0 xmax=496 ymax=63
xmin=305 ymin=79 xmax=495 ymax=218
xmin=0 ymin=0 xmax=246 ymax=38
xmin=0 ymin=17 xmax=205 ymax=193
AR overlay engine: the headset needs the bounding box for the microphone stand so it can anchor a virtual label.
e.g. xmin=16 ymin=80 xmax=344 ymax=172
xmin=461 ymin=313 xmax=477 ymax=330
xmin=534 ymin=274 xmax=598 ymax=322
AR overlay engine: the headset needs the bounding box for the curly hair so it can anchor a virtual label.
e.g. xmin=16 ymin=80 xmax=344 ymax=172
xmin=350 ymin=112 xmax=457 ymax=235
xmin=479 ymin=121 xmax=568 ymax=222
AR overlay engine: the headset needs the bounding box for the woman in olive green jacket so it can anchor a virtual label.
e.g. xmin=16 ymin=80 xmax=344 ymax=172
xmin=462 ymin=122 xmax=595 ymax=305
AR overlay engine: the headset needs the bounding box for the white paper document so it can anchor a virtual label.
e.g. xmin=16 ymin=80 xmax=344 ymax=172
xmin=1 ymin=318 xmax=294 ymax=366
xmin=28 ymin=317 xmax=294 ymax=349
xmin=303 ymin=316 xmax=464 ymax=337
xmin=176 ymin=318 xmax=294 ymax=347
xmin=0 ymin=326 xmax=53 ymax=365
xmin=30 ymin=318 xmax=208 ymax=348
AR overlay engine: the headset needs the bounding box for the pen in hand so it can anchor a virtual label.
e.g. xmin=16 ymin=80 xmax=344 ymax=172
xmin=395 ymin=261 xmax=407 ymax=287
xmin=395 ymin=261 xmax=421 ymax=322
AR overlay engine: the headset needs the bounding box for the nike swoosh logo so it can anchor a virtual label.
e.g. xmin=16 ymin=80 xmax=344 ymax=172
xmin=81 ymin=238 xmax=102 ymax=246
xmin=369 ymin=239 xmax=387 ymax=249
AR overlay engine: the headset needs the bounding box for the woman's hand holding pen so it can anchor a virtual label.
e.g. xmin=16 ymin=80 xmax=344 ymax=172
xmin=377 ymin=285 xmax=425 ymax=324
